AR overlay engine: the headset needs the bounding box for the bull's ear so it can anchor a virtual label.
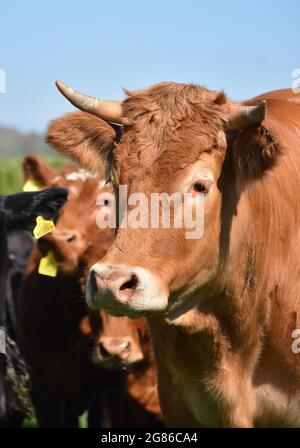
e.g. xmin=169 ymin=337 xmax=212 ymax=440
xmin=23 ymin=154 xmax=57 ymax=187
xmin=46 ymin=112 xmax=116 ymax=179
xmin=231 ymin=125 xmax=281 ymax=179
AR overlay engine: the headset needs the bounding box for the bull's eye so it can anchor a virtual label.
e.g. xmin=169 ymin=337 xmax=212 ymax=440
xmin=193 ymin=181 xmax=209 ymax=194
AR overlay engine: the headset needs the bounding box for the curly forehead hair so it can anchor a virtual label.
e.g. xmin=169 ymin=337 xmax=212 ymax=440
xmin=112 ymin=83 xmax=229 ymax=176
xmin=122 ymin=82 xmax=229 ymax=133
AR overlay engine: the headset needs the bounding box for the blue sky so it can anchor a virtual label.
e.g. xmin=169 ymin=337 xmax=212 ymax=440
xmin=0 ymin=0 xmax=299 ymax=132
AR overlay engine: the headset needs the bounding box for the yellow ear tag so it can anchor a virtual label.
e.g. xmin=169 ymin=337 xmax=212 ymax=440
xmin=33 ymin=216 xmax=55 ymax=239
xmin=23 ymin=179 xmax=41 ymax=192
xmin=38 ymin=251 xmax=58 ymax=277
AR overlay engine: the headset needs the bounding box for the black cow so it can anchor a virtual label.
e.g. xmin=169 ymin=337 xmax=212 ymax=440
xmin=0 ymin=188 xmax=67 ymax=427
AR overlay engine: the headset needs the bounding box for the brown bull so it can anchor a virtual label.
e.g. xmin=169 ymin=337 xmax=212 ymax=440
xmin=19 ymin=155 xmax=162 ymax=427
xmin=48 ymin=82 xmax=300 ymax=427
xmin=81 ymin=242 xmax=162 ymax=427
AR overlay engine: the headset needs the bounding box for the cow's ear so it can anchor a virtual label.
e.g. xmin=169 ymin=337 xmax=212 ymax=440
xmin=23 ymin=154 xmax=58 ymax=187
xmin=46 ymin=112 xmax=116 ymax=180
xmin=230 ymin=125 xmax=281 ymax=179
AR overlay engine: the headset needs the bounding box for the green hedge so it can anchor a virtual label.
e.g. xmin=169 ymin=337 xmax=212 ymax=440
xmin=0 ymin=155 xmax=69 ymax=195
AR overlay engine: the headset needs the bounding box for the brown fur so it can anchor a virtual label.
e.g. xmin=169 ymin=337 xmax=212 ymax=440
xmin=18 ymin=155 xmax=162 ymax=427
xmin=48 ymin=84 xmax=300 ymax=427
xmin=46 ymin=113 xmax=115 ymax=180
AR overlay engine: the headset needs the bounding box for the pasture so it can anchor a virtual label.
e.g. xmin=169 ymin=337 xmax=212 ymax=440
xmin=0 ymin=156 xmax=68 ymax=195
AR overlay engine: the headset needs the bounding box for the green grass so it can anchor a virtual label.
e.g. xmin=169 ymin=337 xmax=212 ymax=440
xmin=22 ymin=412 xmax=88 ymax=428
xmin=22 ymin=415 xmax=38 ymax=428
xmin=0 ymin=155 xmax=69 ymax=195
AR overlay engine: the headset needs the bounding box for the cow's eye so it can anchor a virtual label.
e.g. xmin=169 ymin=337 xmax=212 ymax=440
xmin=193 ymin=181 xmax=210 ymax=194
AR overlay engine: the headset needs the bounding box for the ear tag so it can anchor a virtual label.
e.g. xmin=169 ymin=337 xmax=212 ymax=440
xmin=23 ymin=179 xmax=41 ymax=192
xmin=38 ymin=251 xmax=58 ymax=277
xmin=33 ymin=216 xmax=55 ymax=239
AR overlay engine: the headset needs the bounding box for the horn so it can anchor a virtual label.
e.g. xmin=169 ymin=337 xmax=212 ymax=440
xmin=227 ymin=101 xmax=266 ymax=131
xmin=55 ymin=80 xmax=123 ymax=124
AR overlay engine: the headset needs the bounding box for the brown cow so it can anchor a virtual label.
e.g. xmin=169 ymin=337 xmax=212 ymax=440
xmin=19 ymin=155 xmax=162 ymax=427
xmin=82 ymin=244 xmax=163 ymax=427
xmin=48 ymin=82 xmax=300 ymax=428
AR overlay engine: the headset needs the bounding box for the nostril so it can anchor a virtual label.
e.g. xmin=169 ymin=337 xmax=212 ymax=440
xmin=99 ymin=339 xmax=131 ymax=360
xmin=98 ymin=343 xmax=110 ymax=359
xmin=119 ymin=274 xmax=138 ymax=292
xmin=66 ymin=233 xmax=76 ymax=242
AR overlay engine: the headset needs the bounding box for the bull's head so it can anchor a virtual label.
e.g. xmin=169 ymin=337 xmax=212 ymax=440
xmin=48 ymin=81 xmax=278 ymax=320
